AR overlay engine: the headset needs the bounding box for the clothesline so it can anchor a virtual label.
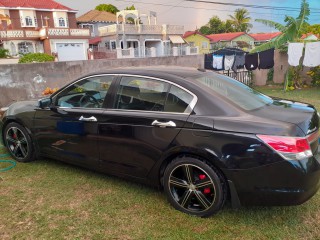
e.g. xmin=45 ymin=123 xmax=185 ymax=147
xmin=204 ymin=48 xmax=275 ymax=72
xmin=288 ymin=41 xmax=320 ymax=67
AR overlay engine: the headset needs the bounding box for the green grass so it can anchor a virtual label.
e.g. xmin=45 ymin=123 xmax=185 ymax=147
xmin=1 ymin=86 xmax=320 ymax=239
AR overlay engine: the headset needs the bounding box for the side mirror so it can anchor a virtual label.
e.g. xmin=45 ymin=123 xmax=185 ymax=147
xmin=38 ymin=97 xmax=52 ymax=109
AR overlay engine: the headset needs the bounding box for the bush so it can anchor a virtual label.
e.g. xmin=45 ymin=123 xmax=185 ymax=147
xmin=307 ymin=66 xmax=320 ymax=86
xmin=19 ymin=53 xmax=55 ymax=63
xmin=0 ymin=48 xmax=9 ymax=58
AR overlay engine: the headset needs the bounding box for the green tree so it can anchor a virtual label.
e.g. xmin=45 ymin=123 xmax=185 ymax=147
xmin=229 ymin=8 xmax=252 ymax=32
xmin=199 ymin=26 xmax=213 ymax=35
xmin=95 ymin=4 xmax=119 ymax=14
xmin=305 ymin=24 xmax=320 ymax=34
xmin=251 ymin=0 xmax=309 ymax=53
xmin=251 ymin=0 xmax=310 ymax=89
xmin=225 ymin=19 xmax=235 ymax=33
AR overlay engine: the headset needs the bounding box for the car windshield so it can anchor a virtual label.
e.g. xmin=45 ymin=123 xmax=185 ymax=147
xmin=194 ymin=73 xmax=273 ymax=111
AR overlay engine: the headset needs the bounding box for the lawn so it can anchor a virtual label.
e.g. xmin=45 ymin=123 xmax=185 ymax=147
xmin=1 ymin=86 xmax=320 ymax=240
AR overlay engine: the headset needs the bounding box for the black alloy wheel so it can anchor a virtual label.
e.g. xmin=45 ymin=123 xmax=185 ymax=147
xmin=163 ymin=156 xmax=226 ymax=217
xmin=4 ymin=122 xmax=35 ymax=162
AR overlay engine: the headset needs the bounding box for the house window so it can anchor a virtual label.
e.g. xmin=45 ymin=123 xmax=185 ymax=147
xmin=58 ymin=17 xmax=66 ymax=27
xmin=189 ymin=42 xmax=195 ymax=47
xmin=111 ymin=41 xmax=116 ymax=50
xmin=25 ymin=16 xmax=33 ymax=26
xmin=202 ymin=42 xmax=208 ymax=49
xmin=105 ymin=42 xmax=110 ymax=49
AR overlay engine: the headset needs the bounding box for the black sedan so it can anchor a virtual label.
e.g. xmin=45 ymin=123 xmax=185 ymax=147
xmin=1 ymin=67 xmax=320 ymax=217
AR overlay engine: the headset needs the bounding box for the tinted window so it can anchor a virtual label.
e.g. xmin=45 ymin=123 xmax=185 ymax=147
xmin=115 ymin=77 xmax=169 ymax=111
xmin=165 ymin=85 xmax=193 ymax=113
xmin=194 ymin=73 xmax=273 ymax=111
xmin=56 ymin=75 xmax=114 ymax=108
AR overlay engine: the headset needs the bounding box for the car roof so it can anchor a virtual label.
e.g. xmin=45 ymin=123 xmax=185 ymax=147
xmin=85 ymin=66 xmax=203 ymax=82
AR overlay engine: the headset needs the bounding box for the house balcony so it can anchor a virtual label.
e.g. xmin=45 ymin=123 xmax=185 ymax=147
xmin=39 ymin=28 xmax=90 ymax=39
xmin=99 ymin=24 xmax=184 ymax=36
xmin=0 ymin=30 xmax=40 ymax=40
xmin=0 ymin=28 xmax=91 ymax=41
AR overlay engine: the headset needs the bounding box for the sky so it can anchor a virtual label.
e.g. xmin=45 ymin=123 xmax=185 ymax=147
xmin=56 ymin=0 xmax=320 ymax=33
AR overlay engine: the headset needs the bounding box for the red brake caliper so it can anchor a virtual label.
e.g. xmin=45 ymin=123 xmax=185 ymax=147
xmin=199 ymin=174 xmax=211 ymax=194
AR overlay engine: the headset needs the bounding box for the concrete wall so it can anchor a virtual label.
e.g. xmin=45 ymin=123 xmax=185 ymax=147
xmin=0 ymin=55 xmax=204 ymax=107
xmin=252 ymin=50 xmax=313 ymax=86
xmin=253 ymin=50 xmax=289 ymax=86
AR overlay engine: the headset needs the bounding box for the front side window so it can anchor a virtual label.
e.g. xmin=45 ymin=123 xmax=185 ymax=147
xmin=25 ymin=16 xmax=33 ymax=26
xmin=115 ymin=77 xmax=169 ymax=111
xmin=56 ymin=75 xmax=114 ymax=108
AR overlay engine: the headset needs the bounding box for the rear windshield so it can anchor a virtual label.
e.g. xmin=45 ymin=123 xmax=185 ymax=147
xmin=194 ymin=73 xmax=273 ymax=111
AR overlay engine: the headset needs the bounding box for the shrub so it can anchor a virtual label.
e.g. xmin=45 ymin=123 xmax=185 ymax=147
xmin=19 ymin=53 xmax=55 ymax=63
xmin=307 ymin=66 xmax=320 ymax=86
xmin=0 ymin=48 xmax=9 ymax=58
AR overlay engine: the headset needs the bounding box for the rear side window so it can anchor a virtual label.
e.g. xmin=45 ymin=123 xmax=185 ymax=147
xmin=115 ymin=76 xmax=195 ymax=113
xmin=165 ymin=85 xmax=193 ymax=113
xmin=115 ymin=77 xmax=169 ymax=111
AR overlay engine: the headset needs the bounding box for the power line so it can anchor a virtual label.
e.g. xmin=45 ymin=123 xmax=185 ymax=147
xmin=184 ymin=0 xmax=320 ymax=13
xmin=115 ymin=0 xmax=320 ymax=15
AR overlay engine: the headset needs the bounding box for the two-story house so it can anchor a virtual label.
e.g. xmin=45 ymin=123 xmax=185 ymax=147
xmin=0 ymin=0 xmax=90 ymax=61
xmin=98 ymin=10 xmax=189 ymax=58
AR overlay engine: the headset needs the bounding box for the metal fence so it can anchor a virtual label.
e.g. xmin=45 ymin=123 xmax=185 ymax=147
xmin=222 ymin=70 xmax=253 ymax=86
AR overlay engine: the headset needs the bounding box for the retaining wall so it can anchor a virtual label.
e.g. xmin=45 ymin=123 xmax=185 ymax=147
xmin=0 ymin=55 xmax=204 ymax=107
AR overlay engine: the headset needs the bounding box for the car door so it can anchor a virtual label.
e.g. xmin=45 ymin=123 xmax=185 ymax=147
xmin=98 ymin=75 xmax=197 ymax=178
xmin=33 ymin=74 xmax=117 ymax=169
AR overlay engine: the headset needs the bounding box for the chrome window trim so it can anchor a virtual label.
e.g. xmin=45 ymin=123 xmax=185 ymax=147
xmin=54 ymin=73 xmax=198 ymax=114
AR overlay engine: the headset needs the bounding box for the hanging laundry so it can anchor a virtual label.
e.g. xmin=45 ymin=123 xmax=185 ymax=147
xmin=204 ymin=53 xmax=214 ymax=70
xmin=245 ymin=53 xmax=259 ymax=70
xmin=224 ymin=55 xmax=235 ymax=71
xmin=303 ymin=42 xmax=320 ymax=67
xmin=232 ymin=54 xmax=245 ymax=72
xmin=288 ymin=43 xmax=304 ymax=66
xmin=212 ymin=55 xmax=224 ymax=70
xmin=259 ymin=48 xmax=275 ymax=69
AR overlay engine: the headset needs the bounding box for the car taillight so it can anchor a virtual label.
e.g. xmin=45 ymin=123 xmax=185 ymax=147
xmin=257 ymin=135 xmax=313 ymax=161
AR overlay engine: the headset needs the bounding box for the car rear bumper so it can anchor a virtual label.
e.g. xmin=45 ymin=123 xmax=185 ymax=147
xmin=227 ymin=154 xmax=320 ymax=206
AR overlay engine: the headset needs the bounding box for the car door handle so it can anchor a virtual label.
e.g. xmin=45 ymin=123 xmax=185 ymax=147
xmin=79 ymin=116 xmax=97 ymax=122
xmin=151 ymin=120 xmax=176 ymax=128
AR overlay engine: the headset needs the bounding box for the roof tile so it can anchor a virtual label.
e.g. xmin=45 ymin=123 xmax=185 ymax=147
xmin=206 ymin=32 xmax=246 ymax=42
xmin=249 ymin=32 xmax=282 ymax=41
xmin=77 ymin=10 xmax=122 ymax=23
xmin=0 ymin=0 xmax=74 ymax=11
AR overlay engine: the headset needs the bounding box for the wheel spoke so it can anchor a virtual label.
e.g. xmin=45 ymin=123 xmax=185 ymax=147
xmin=6 ymin=136 xmax=17 ymax=143
xmin=194 ymin=191 xmax=212 ymax=210
xmin=179 ymin=190 xmax=194 ymax=208
xmin=169 ymin=176 xmax=188 ymax=189
xmin=183 ymin=165 xmax=195 ymax=184
xmin=195 ymin=179 xmax=213 ymax=188
xmin=19 ymin=145 xmax=27 ymax=158
xmin=12 ymin=145 xmax=19 ymax=155
xmin=19 ymin=138 xmax=27 ymax=144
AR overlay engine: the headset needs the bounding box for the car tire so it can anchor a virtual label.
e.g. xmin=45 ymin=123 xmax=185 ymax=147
xmin=4 ymin=122 xmax=35 ymax=162
xmin=163 ymin=155 xmax=226 ymax=217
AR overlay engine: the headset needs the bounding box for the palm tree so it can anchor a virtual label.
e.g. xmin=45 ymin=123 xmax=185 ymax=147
xmin=251 ymin=0 xmax=310 ymax=53
xmin=229 ymin=8 xmax=253 ymax=33
xmin=250 ymin=0 xmax=310 ymax=89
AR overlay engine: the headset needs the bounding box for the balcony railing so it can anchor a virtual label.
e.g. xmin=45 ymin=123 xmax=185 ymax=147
xmin=40 ymin=28 xmax=90 ymax=38
xmin=0 ymin=28 xmax=90 ymax=39
xmin=99 ymin=24 xmax=184 ymax=36
xmin=0 ymin=30 xmax=39 ymax=38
